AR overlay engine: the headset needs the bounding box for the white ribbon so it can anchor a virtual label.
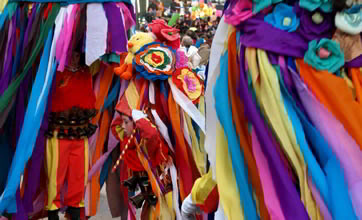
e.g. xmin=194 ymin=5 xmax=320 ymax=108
xmin=86 ymin=4 xmax=108 ymax=66
xmin=168 ymin=78 xmax=205 ymax=134
xmin=170 ymin=163 xmax=183 ymax=220
xmin=204 ymin=16 xmax=229 ymax=180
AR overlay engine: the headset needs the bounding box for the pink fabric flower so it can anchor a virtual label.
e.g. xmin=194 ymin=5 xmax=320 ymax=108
xmin=184 ymin=75 xmax=197 ymax=92
xmin=225 ymin=0 xmax=254 ymax=26
xmin=176 ymin=50 xmax=189 ymax=69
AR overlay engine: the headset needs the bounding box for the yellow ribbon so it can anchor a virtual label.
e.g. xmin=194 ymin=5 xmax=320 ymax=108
xmin=215 ymin=122 xmax=245 ymax=220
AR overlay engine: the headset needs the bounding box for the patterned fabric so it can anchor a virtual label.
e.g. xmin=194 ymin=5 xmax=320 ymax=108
xmin=134 ymin=43 xmax=176 ymax=81
xmin=172 ymin=67 xmax=203 ymax=104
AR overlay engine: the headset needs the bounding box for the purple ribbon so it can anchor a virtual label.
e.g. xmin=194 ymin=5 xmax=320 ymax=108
xmin=103 ymin=3 xmax=127 ymax=54
xmin=0 ymin=13 xmax=16 ymax=95
xmin=15 ymin=190 xmax=27 ymax=220
xmin=238 ymin=15 xmax=309 ymax=58
xmin=22 ymin=4 xmax=37 ymax=53
xmin=345 ymin=54 xmax=362 ymax=68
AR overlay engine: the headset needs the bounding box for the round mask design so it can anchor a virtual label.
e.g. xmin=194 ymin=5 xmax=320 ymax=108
xmin=134 ymin=43 xmax=176 ymax=81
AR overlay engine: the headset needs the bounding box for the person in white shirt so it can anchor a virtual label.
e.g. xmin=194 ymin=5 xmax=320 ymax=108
xmin=180 ymin=35 xmax=202 ymax=69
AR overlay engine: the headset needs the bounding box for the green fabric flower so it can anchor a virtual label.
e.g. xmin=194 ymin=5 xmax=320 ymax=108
xmin=304 ymin=38 xmax=345 ymax=73
xmin=252 ymin=0 xmax=282 ymax=14
xmin=299 ymin=0 xmax=333 ymax=13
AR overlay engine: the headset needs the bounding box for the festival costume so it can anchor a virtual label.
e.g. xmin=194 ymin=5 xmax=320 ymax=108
xmin=45 ymin=67 xmax=96 ymax=219
xmin=0 ymin=1 xmax=135 ymax=219
xmin=111 ymin=80 xmax=171 ymax=209
xmin=203 ymin=2 xmax=362 ymax=220
xmin=110 ymin=25 xmax=206 ymax=219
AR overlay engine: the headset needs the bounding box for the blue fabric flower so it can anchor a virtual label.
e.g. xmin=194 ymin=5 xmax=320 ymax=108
xmin=299 ymin=0 xmax=333 ymax=13
xmin=264 ymin=3 xmax=300 ymax=32
xmin=304 ymin=38 xmax=345 ymax=73
xmin=253 ymin=0 xmax=282 ymax=14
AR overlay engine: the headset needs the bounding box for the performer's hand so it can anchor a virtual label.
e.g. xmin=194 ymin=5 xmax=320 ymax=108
xmin=131 ymin=110 xmax=147 ymax=122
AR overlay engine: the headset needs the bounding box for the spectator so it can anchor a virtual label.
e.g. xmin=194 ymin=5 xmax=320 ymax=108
xmin=181 ymin=35 xmax=201 ymax=69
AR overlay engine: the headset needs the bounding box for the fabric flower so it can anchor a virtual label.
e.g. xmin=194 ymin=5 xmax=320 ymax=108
xmin=253 ymin=0 xmax=282 ymax=14
xmin=224 ymin=0 xmax=254 ymax=26
xmin=148 ymin=19 xmax=181 ymax=50
xmin=134 ymin=42 xmax=176 ymax=81
xmin=172 ymin=68 xmax=203 ymax=103
xmin=299 ymin=0 xmax=333 ymax=13
xmin=264 ymin=3 xmax=300 ymax=32
xmin=304 ymin=38 xmax=345 ymax=73
xmin=176 ymin=49 xmax=189 ymax=69
xmin=294 ymin=4 xmax=333 ymax=41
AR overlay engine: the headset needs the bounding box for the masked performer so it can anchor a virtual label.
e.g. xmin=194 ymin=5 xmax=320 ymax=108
xmin=111 ymin=80 xmax=171 ymax=211
xmin=45 ymin=49 xmax=97 ymax=220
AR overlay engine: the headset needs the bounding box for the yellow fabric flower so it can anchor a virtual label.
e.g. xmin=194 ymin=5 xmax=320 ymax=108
xmin=144 ymin=51 xmax=165 ymax=68
xmin=177 ymin=68 xmax=202 ymax=101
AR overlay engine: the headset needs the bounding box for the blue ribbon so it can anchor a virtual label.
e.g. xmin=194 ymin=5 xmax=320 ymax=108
xmin=0 ymin=28 xmax=55 ymax=214
xmin=102 ymin=78 xmax=120 ymax=111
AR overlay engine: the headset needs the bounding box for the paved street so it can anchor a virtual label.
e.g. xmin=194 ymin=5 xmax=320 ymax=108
xmin=60 ymin=187 xmax=113 ymax=220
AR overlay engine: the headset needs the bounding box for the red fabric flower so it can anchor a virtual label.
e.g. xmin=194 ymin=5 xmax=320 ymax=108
xmin=148 ymin=19 xmax=181 ymax=50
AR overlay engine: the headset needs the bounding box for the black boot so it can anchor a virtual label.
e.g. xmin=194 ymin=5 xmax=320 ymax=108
xmin=129 ymin=194 xmax=145 ymax=209
xmin=67 ymin=207 xmax=81 ymax=220
xmin=48 ymin=209 xmax=59 ymax=220
xmin=123 ymin=176 xmax=138 ymax=192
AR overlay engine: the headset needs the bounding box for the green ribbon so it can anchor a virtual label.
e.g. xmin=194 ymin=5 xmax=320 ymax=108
xmin=0 ymin=3 xmax=60 ymax=113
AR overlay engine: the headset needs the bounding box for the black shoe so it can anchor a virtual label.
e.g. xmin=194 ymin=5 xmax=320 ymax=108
xmin=130 ymin=194 xmax=145 ymax=209
xmin=48 ymin=209 xmax=59 ymax=220
xmin=67 ymin=207 xmax=81 ymax=220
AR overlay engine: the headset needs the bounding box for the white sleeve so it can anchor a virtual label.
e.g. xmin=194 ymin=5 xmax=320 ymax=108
xmin=131 ymin=110 xmax=147 ymax=122
xmin=181 ymin=194 xmax=200 ymax=220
